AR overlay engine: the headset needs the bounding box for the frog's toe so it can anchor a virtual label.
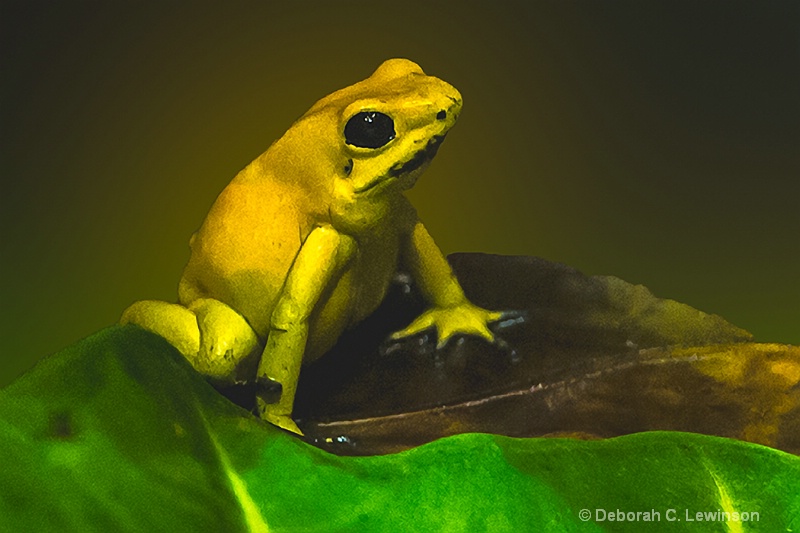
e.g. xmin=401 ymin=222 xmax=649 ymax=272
xmin=389 ymin=315 xmax=435 ymax=341
xmin=261 ymin=408 xmax=304 ymax=436
xmin=273 ymin=416 xmax=305 ymax=436
xmin=489 ymin=310 xmax=527 ymax=333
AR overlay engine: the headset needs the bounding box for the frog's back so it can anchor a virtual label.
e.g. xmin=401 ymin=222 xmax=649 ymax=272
xmin=178 ymin=165 xmax=314 ymax=337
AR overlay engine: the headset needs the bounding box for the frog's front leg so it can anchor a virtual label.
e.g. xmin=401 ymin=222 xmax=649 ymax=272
xmin=256 ymin=225 xmax=355 ymax=436
xmin=392 ymin=221 xmax=504 ymax=348
xmin=120 ymin=298 xmax=260 ymax=383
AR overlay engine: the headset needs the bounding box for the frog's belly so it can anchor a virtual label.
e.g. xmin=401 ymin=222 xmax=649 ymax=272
xmin=303 ymin=256 xmax=395 ymax=363
xmin=302 ymin=272 xmax=355 ymax=363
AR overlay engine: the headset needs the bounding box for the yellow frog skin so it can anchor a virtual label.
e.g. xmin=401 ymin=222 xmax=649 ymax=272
xmin=121 ymin=59 xmax=502 ymax=435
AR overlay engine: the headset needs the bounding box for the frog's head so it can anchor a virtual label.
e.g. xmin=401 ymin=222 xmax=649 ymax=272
xmin=277 ymin=59 xmax=461 ymax=231
xmin=259 ymin=59 xmax=461 ymax=232
xmin=322 ymin=58 xmax=462 ymax=195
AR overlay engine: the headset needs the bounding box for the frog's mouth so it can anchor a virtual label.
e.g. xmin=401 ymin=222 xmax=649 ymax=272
xmin=353 ymin=134 xmax=447 ymax=195
xmin=389 ymin=134 xmax=446 ymax=178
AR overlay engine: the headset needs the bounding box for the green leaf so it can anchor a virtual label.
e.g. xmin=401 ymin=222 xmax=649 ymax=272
xmin=2 ymin=326 xmax=798 ymax=532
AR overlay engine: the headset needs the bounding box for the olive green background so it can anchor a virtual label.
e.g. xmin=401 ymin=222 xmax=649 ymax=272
xmin=2 ymin=1 xmax=798 ymax=386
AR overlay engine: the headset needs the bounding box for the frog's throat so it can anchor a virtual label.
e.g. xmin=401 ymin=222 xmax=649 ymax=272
xmin=389 ymin=134 xmax=446 ymax=178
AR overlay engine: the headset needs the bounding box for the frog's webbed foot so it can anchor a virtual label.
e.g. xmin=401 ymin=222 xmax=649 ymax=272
xmin=383 ymin=306 xmax=526 ymax=361
xmin=390 ymin=303 xmax=500 ymax=347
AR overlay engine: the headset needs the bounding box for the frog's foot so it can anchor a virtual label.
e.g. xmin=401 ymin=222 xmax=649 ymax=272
xmin=255 ymin=375 xmax=303 ymax=436
xmin=121 ymin=300 xmax=202 ymax=359
xmin=257 ymin=398 xmax=304 ymax=436
xmin=384 ymin=307 xmax=525 ymax=361
xmin=262 ymin=411 xmax=304 ymax=436
xmin=390 ymin=303 xmax=506 ymax=348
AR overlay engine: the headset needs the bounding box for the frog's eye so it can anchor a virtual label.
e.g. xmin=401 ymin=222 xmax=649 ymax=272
xmin=344 ymin=112 xmax=395 ymax=149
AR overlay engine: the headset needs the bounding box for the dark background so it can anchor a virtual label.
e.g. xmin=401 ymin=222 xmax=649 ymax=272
xmin=2 ymin=1 xmax=799 ymax=386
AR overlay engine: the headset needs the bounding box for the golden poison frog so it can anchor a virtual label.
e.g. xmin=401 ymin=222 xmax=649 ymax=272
xmin=122 ymin=59 xmax=505 ymax=435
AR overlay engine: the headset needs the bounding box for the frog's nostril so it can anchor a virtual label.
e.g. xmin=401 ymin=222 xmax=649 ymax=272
xmin=436 ymin=110 xmax=447 ymax=121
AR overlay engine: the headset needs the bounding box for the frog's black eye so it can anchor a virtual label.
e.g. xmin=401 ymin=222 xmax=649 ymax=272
xmin=344 ymin=112 xmax=395 ymax=149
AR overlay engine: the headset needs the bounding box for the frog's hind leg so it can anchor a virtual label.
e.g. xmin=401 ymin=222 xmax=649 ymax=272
xmin=120 ymin=299 xmax=260 ymax=384
xmin=121 ymin=300 xmax=200 ymax=358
